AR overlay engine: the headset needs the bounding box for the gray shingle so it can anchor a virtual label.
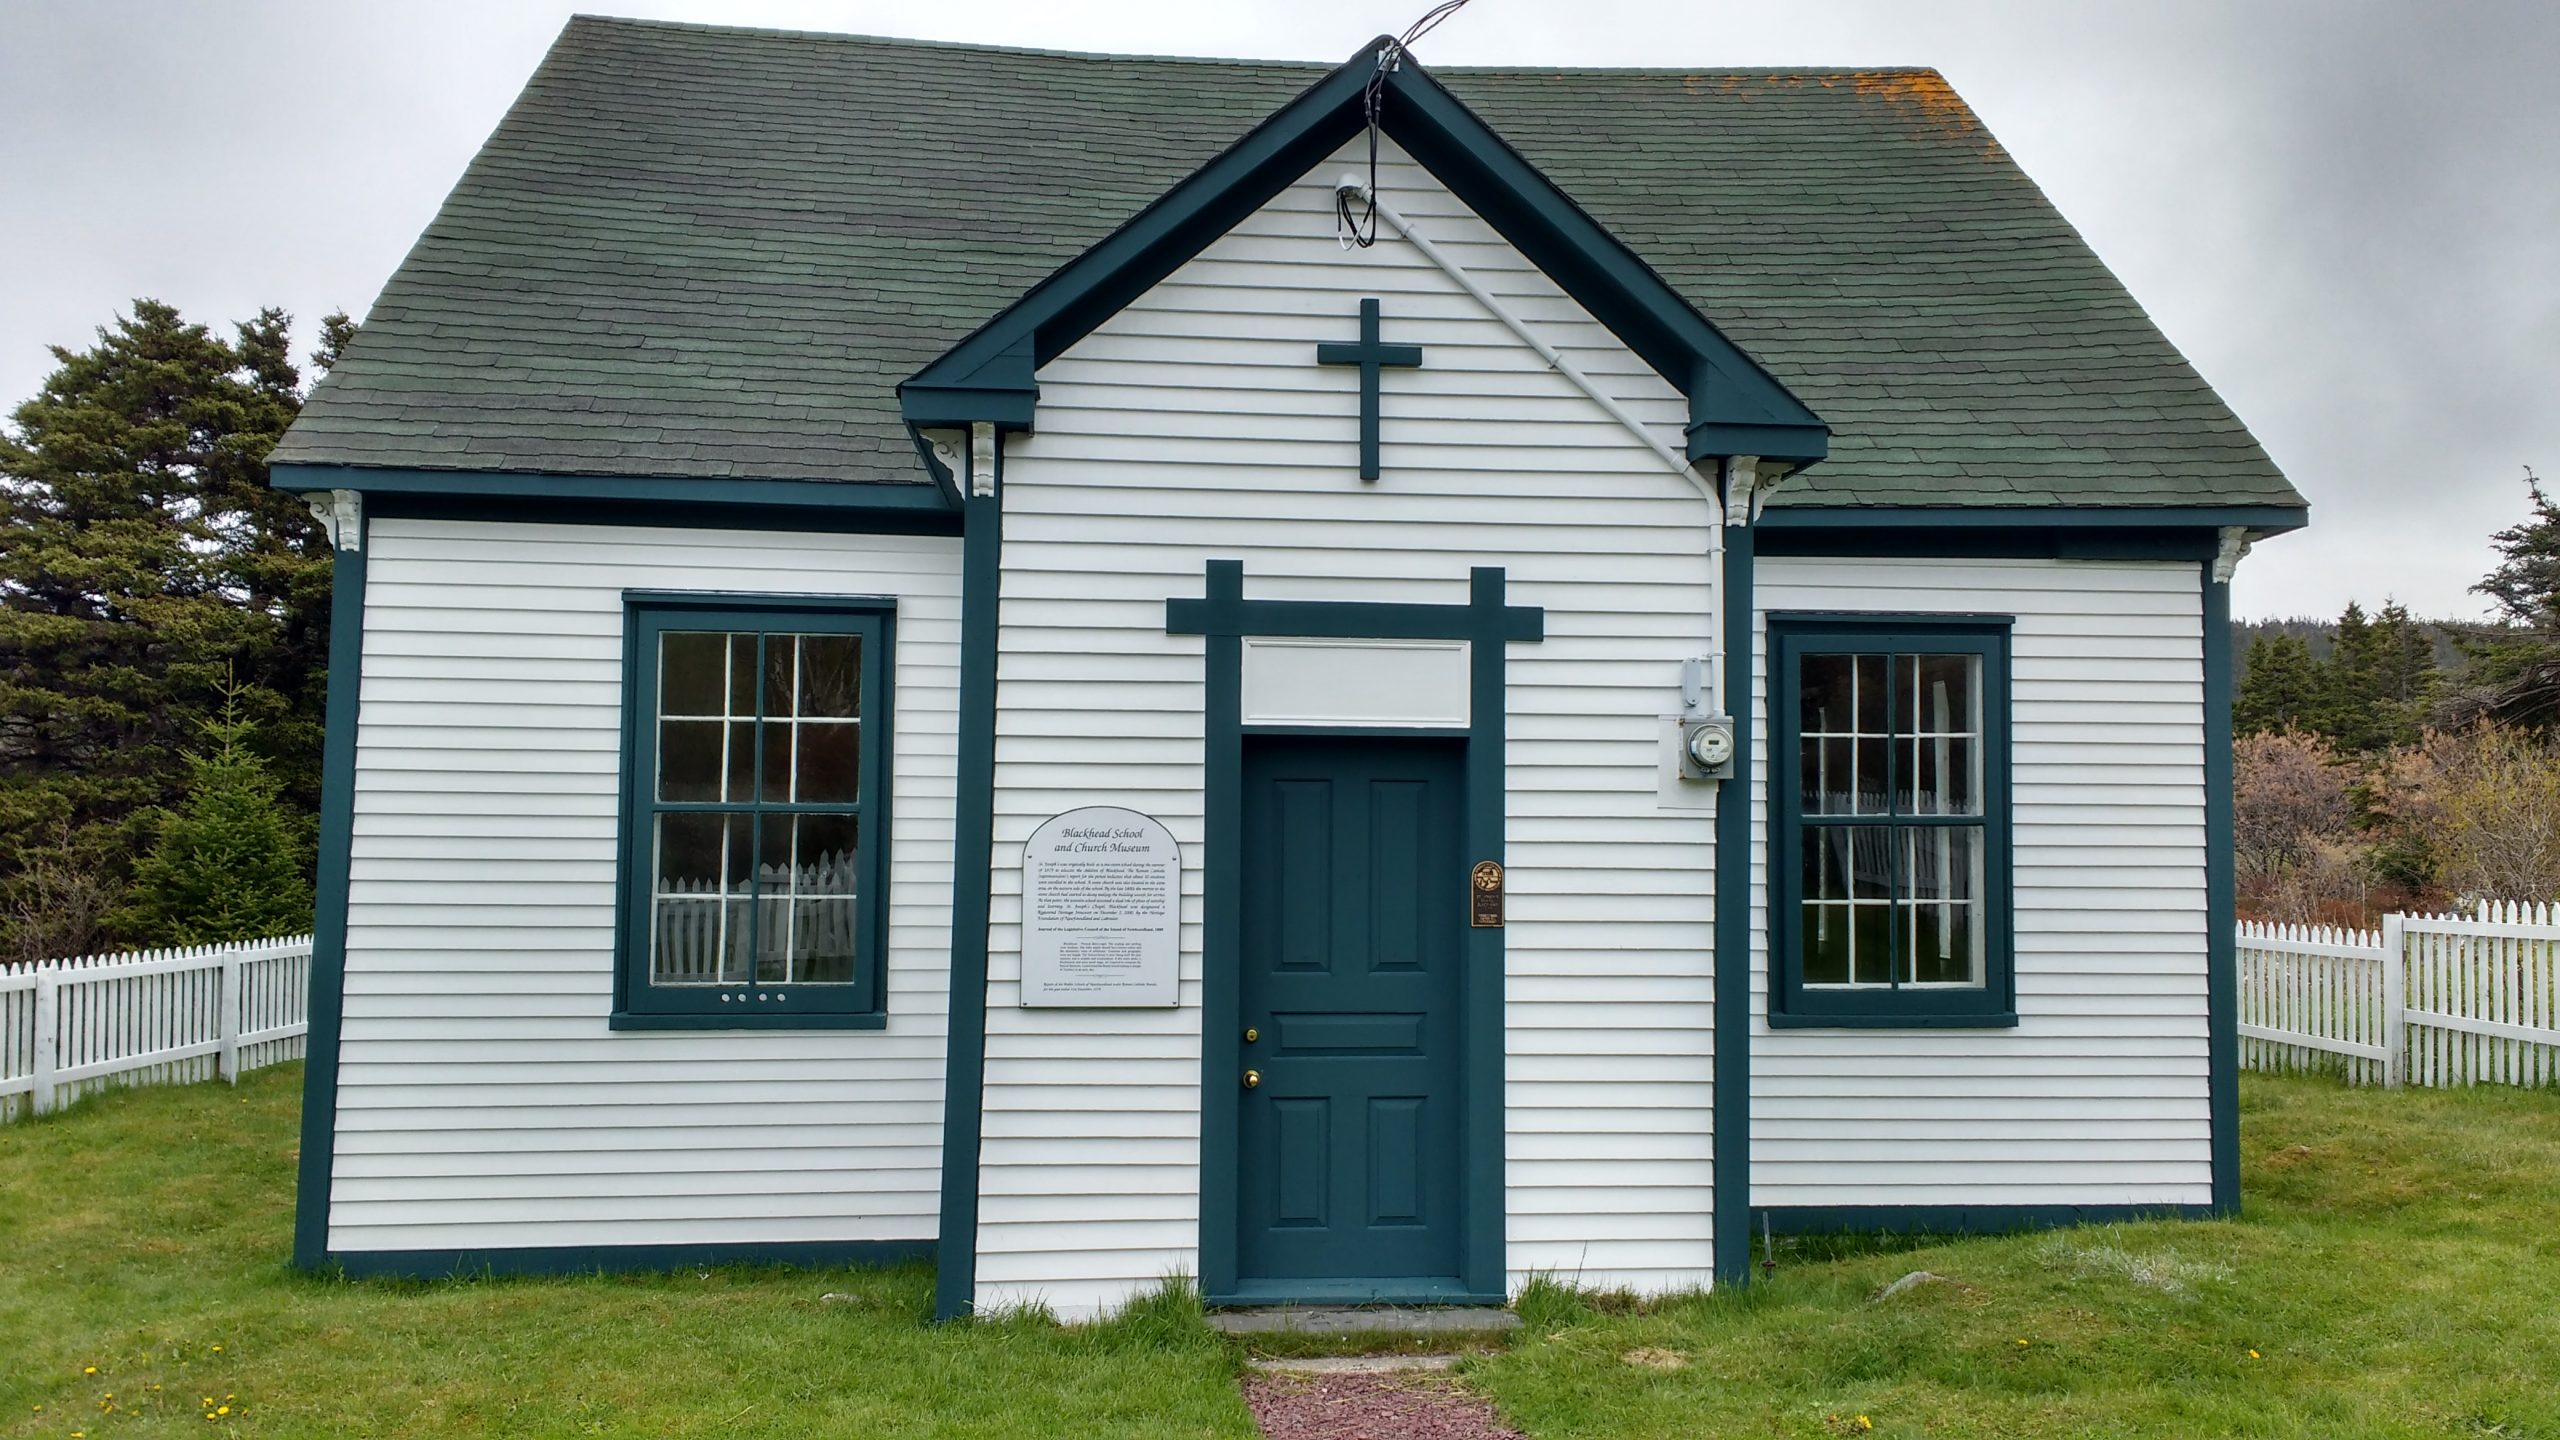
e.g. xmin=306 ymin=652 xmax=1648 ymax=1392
xmin=274 ymin=17 xmax=2302 ymax=511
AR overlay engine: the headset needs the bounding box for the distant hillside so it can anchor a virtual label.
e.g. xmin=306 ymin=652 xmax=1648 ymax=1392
xmin=2232 ymin=617 xmax=2469 ymax=677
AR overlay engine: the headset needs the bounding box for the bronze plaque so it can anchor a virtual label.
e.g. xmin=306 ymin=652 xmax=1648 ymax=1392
xmin=1470 ymin=860 xmax=1504 ymax=929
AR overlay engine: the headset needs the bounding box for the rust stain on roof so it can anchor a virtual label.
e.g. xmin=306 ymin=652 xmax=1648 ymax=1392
xmin=1848 ymin=70 xmax=2007 ymax=158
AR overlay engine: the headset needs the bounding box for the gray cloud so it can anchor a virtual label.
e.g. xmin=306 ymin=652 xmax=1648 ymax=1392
xmin=3 ymin=0 xmax=2549 ymax=620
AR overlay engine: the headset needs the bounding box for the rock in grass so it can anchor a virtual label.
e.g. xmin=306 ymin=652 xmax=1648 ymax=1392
xmin=1871 ymin=1271 xmax=1946 ymax=1302
xmin=1621 ymin=1347 xmax=1689 ymax=1371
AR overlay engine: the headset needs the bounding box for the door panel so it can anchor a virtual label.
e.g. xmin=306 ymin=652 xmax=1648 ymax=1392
xmin=1237 ymin=737 xmax=1464 ymax=1287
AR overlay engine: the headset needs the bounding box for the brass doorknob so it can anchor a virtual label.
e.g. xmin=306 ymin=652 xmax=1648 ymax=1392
xmin=1242 ymin=1069 xmax=1261 ymax=1089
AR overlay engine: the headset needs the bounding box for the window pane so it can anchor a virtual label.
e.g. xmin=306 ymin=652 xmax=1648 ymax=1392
xmin=763 ymin=634 xmax=796 ymax=719
xmin=753 ymin=814 xmax=793 ymax=983
xmin=660 ymin=633 xmax=729 ymax=717
xmin=760 ymin=718 xmax=795 ymax=804
xmin=800 ymin=635 xmax=861 ymax=718
xmin=658 ymin=721 xmax=724 ymax=802
xmin=1910 ymin=654 xmax=1977 ymax=734
xmin=1903 ymin=826 xmax=1986 ymax=986
xmin=729 ymin=634 xmax=758 ymax=715
xmin=1852 ymin=654 xmax=1888 ymax=734
xmin=1800 ymin=653 xmax=1853 ymax=734
xmin=726 ymin=721 xmax=755 ymax=803
xmin=1852 ymin=903 xmax=1894 ymax=985
xmin=796 ymin=721 xmax=861 ymax=803
xmin=1802 ymin=903 xmax=1853 ymax=984
xmin=1851 ymin=735 xmax=1890 ymax=814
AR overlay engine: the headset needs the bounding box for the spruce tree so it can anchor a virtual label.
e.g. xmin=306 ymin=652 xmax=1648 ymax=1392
xmin=2369 ymin=601 xmax=2438 ymax=747
xmin=2324 ymin=602 xmax=2393 ymax=750
xmin=117 ymin=698 xmax=315 ymax=944
xmin=2236 ymin=633 xmax=2327 ymax=736
xmin=2455 ymin=467 xmax=2560 ymax=731
xmin=0 ymin=299 xmax=348 ymax=955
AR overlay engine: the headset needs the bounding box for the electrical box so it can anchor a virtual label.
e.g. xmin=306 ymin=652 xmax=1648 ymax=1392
xmin=1680 ymin=714 xmax=1736 ymax=782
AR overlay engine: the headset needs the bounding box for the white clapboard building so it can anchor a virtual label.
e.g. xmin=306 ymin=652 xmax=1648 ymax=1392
xmin=270 ymin=19 xmax=2306 ymax=1321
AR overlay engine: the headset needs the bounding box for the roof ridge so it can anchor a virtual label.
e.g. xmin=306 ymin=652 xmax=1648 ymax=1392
xmin=562 ymin=14 xmax=1332 ymax=70
xmin=562 ymin=15 xmax=1936 ymax=78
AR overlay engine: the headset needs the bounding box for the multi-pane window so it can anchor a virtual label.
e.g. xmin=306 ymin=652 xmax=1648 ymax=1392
xmin=1770 ymin=616 xmax=2014 ymax=1026
xmin=615 ymin=596 xmax=893 ymax=1029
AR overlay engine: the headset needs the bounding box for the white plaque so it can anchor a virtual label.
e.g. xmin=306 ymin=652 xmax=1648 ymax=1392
xmin=1020 ymin=806 xmax=1183 ymax=1007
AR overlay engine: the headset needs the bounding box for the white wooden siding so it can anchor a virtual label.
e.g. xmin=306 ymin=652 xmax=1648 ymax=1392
xmin=1750 ymin=557 xmax=2213 ymax=1209
xmin=329 ymin=519 xmax=960 ymax=1254
xmin=979 ymin=137 xmax=1720 ymax=1321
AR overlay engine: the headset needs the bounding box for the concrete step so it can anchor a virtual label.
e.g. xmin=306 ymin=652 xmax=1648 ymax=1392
xmin=1206 ymin=1305 xmax=1523 ymax=1337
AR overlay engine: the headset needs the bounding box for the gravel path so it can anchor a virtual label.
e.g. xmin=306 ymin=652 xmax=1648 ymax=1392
xmin=1242 ymin=1371 xmax=1523 ymax=1440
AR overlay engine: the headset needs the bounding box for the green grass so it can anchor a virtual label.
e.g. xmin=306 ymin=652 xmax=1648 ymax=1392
xmin=5 ymin=1068 xmax=2556 ymax=1438
xmin=1470 ymin=1077 xmax=2560 ymax=1439
xmin=0 ymin=1066 xmax=1252 ymax=1439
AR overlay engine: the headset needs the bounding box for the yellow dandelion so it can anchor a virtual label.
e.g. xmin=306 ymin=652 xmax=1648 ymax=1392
xmin=206 ymin=1413 xmax=217 ymax=1421
xmin=226 ymin=1394 xmax=235 ymax=1401
xmin=210 ymin=1346 xmax=223 ymax=1353
xmin=84 ymin=1366 xmax=98 ymax=1375
xmin=1856 ymin=1418 xmax=1874 ymax=1432
xmin=2248 ymin=1349 xmax=2261 ymax=1360
xmin=203 ymin=1396 xmax=216 ymax=1405
xmin=2015 ymin=1338 xmax=2030 ymax=1347
xmin=218 ymin=1405 xmax=231 ymax=1416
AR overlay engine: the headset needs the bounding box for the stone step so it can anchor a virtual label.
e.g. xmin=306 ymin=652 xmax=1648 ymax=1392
xmin=1206 ymin=1305 xmax=1523 ymax=1337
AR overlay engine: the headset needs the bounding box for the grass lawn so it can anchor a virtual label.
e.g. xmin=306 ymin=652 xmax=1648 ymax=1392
xmin=2 ymin=1065 xmax=2555 ymax=1438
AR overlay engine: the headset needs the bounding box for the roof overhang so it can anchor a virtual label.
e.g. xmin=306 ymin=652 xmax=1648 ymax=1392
xmin=898 ymin=36 xmax=1829 ymax=470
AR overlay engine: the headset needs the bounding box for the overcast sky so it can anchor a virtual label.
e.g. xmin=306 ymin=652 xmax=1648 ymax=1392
xmin=3 ymin=1 xmax=2552 ymax=621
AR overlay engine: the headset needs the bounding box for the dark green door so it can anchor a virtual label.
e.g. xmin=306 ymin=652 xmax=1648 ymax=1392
xmin=1237 ymin=736 xmax=1465 ymax=1290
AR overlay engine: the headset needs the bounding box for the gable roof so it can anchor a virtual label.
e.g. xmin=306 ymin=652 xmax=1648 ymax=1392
xmin=899 ymin=36 xmax=1829 ymax=468
xmin=272 ymin=16 xmax=2305 ymax=515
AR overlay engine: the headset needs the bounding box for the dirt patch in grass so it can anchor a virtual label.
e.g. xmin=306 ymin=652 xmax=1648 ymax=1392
xmin=1243 ymin=1371 xmax=1521 ymax=1440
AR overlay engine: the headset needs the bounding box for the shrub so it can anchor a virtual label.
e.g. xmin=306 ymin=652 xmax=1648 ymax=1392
xmin=115 ymin=700 xmax=314 ymax=944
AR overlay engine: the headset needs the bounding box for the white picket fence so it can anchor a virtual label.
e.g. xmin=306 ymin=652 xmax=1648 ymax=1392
xmin=2239 ymin=903 xmax=2560 ymax=1088
xmin=0 ymin=934 xmax=312 ymax=1121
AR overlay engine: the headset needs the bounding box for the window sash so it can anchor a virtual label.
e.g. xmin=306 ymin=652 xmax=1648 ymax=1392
xmin=615 ymin=597 xmax=894 ymax=1028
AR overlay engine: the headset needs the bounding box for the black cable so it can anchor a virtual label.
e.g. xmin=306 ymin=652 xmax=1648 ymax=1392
xmin=1338 ymin=0 xmax=1474 ymax=248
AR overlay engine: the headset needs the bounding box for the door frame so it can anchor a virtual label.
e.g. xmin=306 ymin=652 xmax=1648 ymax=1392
xmin=1168 ymin=560 xmax=1543 ymax=1306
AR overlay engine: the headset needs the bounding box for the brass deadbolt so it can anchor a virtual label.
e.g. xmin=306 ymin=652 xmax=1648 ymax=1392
xmin=1244 ymin=1027 xmax=1260 ymax=1043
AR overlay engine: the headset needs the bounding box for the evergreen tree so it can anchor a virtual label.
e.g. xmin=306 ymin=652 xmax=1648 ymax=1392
xmin=2324 ymin=601 xmax=2390 ymax=750
xmin=2369 ymin=600 xmax=2439 ymax=746
xmin=2236 ymin=632 xmax=2327 ymax=736
xmin=2452 ymin=467 xmax=2560 ymax=731
xmin=0 ymin=299 xmax=347 ymax=955
xmin=117 ymin=698 xmax=315 ymax=944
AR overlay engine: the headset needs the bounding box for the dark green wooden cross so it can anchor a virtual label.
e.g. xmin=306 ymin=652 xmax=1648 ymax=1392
xmin=1316 ymin=297 xmax=1424 ymax=480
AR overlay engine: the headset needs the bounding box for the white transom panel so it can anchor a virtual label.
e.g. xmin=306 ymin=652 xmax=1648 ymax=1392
xmin=1239 ymin=637 xmax=1471 ymax=727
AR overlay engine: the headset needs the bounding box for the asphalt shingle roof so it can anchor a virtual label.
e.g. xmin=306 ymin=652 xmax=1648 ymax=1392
xmin=274 ymin=16 xmax=2303 ymax=511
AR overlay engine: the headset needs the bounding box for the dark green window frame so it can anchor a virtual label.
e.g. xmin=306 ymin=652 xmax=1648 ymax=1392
xmin=611 ymin=592 xmax=896 ymax=1031
xmin=1768 ymin=613 xmax=2017 ymax=1028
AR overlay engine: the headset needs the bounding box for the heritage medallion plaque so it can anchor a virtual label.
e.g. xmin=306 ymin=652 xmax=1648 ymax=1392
xmin=1470 ymin=859 xmax=1505 ymax=929
xmin=1020 ymin=806 xmax=1183 ymax=1007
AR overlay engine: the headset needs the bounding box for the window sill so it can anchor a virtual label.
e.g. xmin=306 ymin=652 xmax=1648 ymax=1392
xmin=1766 ymin=1010 xmax=2019 ymax=1030
xmin=610 ymin=1010 xmax=888 ymax=1032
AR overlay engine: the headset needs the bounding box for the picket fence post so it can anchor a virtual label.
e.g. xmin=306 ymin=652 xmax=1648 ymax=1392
xmin=2380 ymin=911 xmax=2407 ymax=1088
xmin=31 ymin=966 xmax=58 ymax=1116
xmin=217 ymin=949 xmax=241 ymax=1085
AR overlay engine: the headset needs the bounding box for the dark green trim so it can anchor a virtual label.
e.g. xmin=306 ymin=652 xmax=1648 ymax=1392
xmin=329 ymin=1239 xmax=934 ymax=1280
xmin=1195 ymin=560 xmax=1248 ymax=1302
xmin=1180 ymin=561 xmax=1537 ymax=1304
xmin=933 ymin=436 xmax=1005 ymax=1323
xmin=363 ymin=492 xmax=962 ymax=539
xmin=1755 ymin=527 xmax=2225 ymax=562
xmin=899 ymin=38 xmax=1827 ymax=465
xmin=1710 ymin=524 xmax=1753 ymax=1286
xmin=1764 ymin=614 xmax=2018 ymax=1026
xmin=271 ymin=463 xmax=956 ymax=514
xmin=1315 ymin=297 xmax=1425 ymax=480
xmin=2202 ymin=561 xmax=2241 ymax=1215
xmin=1757 ymin=1203 xmax=2213 ymax=1238
xmin=609 ymin=594 xmax=896 ymax=1027
xmin=1759 ymin=505 xmax=2308 ymax=535
xmin=1210 ymin=1279 xmax=1506 ymax=1308
xmin=292 ymin=512 xmax=367 ymax=1271
xmin=1765 ymin=1010 xmax=2017 ymax=1030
